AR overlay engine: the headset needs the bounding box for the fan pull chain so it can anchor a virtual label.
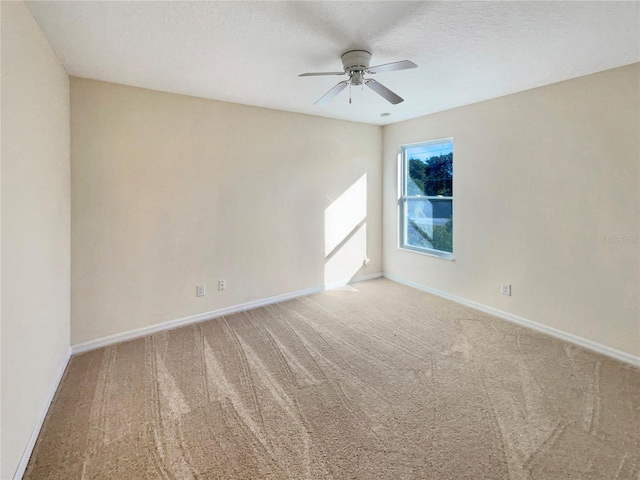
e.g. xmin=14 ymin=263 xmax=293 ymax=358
xmin=349 ymin=83 xmax=352 ymax=104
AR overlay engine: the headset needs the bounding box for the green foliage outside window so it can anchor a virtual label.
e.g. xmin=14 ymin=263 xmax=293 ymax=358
xmin=407 ymin=153 xmax=453 ymax=196
xmin=408 ymin=219 xmax=453 ymax=253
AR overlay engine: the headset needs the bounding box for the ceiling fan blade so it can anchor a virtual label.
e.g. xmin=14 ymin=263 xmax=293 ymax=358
xmin=299 ymin=71 xmax=345 ymax=77
xmin=366 ymin=79 xmax=404 ymax=104
xmin=315 ymin=81 xmax=349 ymax=106
xmin=367 ymin=60 xmax=418 ymax=74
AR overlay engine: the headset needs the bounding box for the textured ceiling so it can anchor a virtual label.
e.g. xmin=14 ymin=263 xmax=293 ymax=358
xmin=27 ymin=1 xmax=640 ymax=125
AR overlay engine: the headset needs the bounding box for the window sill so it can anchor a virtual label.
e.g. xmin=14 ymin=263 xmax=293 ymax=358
xmin=399 ymin=246 xmax=454 ymax=261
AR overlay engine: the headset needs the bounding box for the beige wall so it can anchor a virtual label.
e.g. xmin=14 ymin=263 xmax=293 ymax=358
xmin=383 ymin=64 xmax=640 ymax=356
xmin=71 ymin=78 xmax=382 ymax=345
xmin=1 ymin=2 xmax=71 ymax=478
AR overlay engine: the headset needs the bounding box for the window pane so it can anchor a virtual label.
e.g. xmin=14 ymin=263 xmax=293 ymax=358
xmin=406 ymin=144 xmax=453 ymax=197
xmin=405 ymin=198 xmax=453 ymax=253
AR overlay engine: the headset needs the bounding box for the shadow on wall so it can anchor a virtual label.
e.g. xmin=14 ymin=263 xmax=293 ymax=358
xmin=324 ymin=174 xmax=367 ymax=286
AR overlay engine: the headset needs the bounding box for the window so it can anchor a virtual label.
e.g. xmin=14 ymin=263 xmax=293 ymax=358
xmin=400 ymin=139 xmax=453 ymax=258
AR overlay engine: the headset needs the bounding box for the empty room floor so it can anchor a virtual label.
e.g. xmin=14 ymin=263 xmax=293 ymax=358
xmin=25 ymin=278 xmax=639 ymax=479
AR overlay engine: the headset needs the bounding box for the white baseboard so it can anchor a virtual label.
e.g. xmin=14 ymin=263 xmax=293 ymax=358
xmin=323 ymin=272 xmax=382 ymax=290
xmin=383 ymin=272 xmax=640 ymax=368
xmin=71 ymin=273 xmax=382 ymax=355
xmin=13 ymin=347 xmax=72 ymax=480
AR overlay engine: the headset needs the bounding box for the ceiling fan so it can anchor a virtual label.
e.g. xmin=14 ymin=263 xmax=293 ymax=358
xmin=299 ymin=50 xmax=417 ymax=106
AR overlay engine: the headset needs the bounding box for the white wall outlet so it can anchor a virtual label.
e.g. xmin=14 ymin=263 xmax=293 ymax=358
xmin=196 ymin=284 xmax=205 ymax=297
xmin=218 ymin=279 xmax=226 ymax=291
xmin=501 ymin=283 xmax=511 ymax=296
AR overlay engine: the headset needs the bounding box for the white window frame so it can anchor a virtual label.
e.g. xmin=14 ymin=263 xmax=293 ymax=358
xmin=399 ymin=138 xmax=454 ymax=260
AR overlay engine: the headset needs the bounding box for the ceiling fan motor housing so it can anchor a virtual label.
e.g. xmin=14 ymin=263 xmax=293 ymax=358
xmin=341 ymin=50 xmax=372 ymax=74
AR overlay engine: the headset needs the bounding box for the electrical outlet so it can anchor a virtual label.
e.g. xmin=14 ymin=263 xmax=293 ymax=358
xmin=196 ymin=284 xmax=205 ymax=297
xmin=501 ymin=283 xmax=511 ymax=296
xmin=218 ymin=279 xmax=226 ymax=291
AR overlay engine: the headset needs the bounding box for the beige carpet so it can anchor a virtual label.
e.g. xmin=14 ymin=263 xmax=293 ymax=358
xmin=25 ymin=278 xmax=639 ymax=479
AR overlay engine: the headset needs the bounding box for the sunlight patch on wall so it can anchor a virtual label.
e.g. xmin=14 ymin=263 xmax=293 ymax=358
xmin=324 ymin=174 xmax=367 ymax=286
xmin=324 ymin=174 xmax=367 ymax=257
xmin=324 ymin=223 xmax=367 ymax=286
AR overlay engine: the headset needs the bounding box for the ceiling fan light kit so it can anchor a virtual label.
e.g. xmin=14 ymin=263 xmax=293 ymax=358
xmin=299 ymin=50 xmax=418 ymax=106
